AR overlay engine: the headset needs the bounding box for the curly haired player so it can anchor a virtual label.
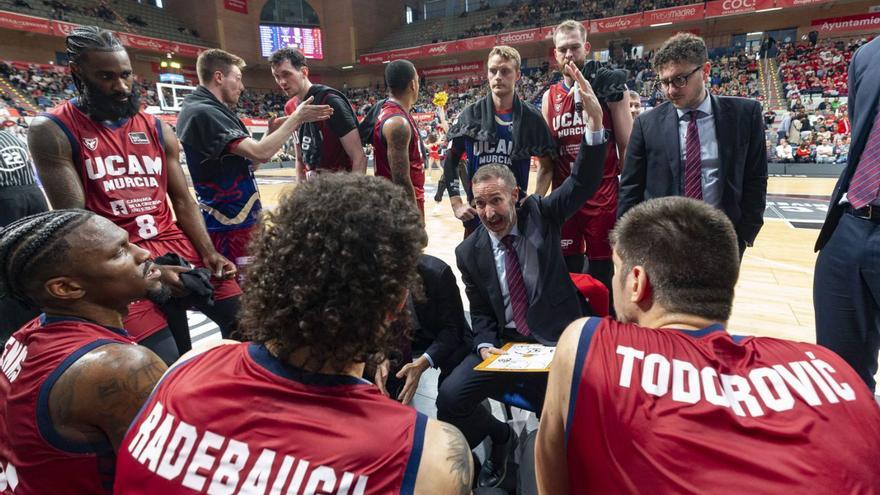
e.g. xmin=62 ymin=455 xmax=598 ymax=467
xmin=115 ymin=175 xmax=473 ymax=495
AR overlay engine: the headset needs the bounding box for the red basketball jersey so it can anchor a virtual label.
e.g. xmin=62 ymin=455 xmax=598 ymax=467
xmin=372 ymin=100 xmax=426 ymax=204
xmin=546 ymin=81 xmax=619 ymax=212
xmin=565 ymin=318 xmax=880 ymax=494
xmin=0 ymin=316 xmax=135 ymax=494
xmin=115 ymin=342 xmax=427 ymax=494
xmin=44 ymin=100 xmax=184 ymax=244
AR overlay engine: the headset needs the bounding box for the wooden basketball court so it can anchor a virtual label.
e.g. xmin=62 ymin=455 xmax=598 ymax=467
xmin=247 ymin=169 xmax=879 ymax=386
xmin=171 ymin=168 xmax=876 ymax=488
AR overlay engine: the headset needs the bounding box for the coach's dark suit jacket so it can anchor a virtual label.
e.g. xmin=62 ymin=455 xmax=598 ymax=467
xmin=412 ymin=254 xmax=471 ymax=368
xmin=618 ymin=95 xmax=768 ymax=247
xmin=815 ymin=37 xmax=880 ymax=251
xmin=455 ymin=138 xmax=607 ymax=347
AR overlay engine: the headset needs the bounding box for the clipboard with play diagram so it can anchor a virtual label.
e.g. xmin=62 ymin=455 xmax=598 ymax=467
xmin=474 ymin=342 xmax=555 ymax=372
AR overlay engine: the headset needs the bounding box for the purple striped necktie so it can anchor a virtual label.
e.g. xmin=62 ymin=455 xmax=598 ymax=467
xmin=846 ymin=110 xmax=880 ymax=210
xmin=684 ymin=110 xmax=705 ymax=200
xmin=501 ymin=235 xmax=531 ymax=337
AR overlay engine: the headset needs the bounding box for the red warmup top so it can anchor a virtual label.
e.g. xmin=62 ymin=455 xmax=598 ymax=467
xmin=115 ymin=342 xmax=427 ymax=494
xmin=565 ymin=317 xmax=880 ymax=494
xmin=371 ymin=100 xmax=426 ymax=205
xmin=44 ymin=100 xmax=185 ymax=244
xmin=1 ymin=316 xmax=135 ymax=494
xmin=546 ymin=81 xmax=619 ymax=212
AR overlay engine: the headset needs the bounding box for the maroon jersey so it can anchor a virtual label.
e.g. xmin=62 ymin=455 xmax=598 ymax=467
xmin=44 ymin=100 xmax=241 ymax=342
xmin=565 ymin=318 xmax=880 ymax=493
xmin=547 ymin=81 xmax=619 ymax=212
xmin=115 ymin=342 xmax=427 ymax=494
xmin=44 ymin=100 xmax=184 ymax=244
xmin=1 ymin=316 xmax=135 ymax=494
xmin=372 ymin=100 xmax=426 ymax=209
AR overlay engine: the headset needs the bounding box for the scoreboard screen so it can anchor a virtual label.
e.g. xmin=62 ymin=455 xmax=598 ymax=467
xmin=259 ymin=25 xmax=324 ymax=59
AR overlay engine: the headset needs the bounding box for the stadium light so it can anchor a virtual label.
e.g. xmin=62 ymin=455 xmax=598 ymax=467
xmin=650 ymin=22 xmax=673 ymax=27
xmin=756 ymin=7 xmax=781 ymax=12
xmin=747 ymin=31 xmax=764 ymax=36
xmin=342 ymin=65 xmax=353 ymax=69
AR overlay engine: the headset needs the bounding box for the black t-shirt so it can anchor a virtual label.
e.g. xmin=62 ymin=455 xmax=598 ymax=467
xmin=299 ymin=85 xmax=358 ymax=171
xmin=308 ymin=87 xmax=357 ymax=138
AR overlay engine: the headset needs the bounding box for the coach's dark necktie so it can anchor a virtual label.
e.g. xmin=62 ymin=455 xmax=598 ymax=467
xmin=846 ymin=110 xmax=880 ymax=209
xmin=684 ymin=110 xmax=705 ymax=200
xmin=501 ymin=234 xmax=531 ymax=337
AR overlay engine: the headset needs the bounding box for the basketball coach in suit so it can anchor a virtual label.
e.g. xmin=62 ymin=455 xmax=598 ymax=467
xmin=814 ymin=36 xmax=880 ymax=390
xmin=618 ymin=33 xmax=767 ymax=255
xmin=377 ymin=254 xmax=473 ymax=404
xmin=436 ymin=63 xmax=607 ymax=489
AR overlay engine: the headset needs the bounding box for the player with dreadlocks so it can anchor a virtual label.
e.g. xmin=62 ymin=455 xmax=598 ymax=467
xmin=0 ymin=209 xmax=169 ymax=494
xmin=27 ymin=26 xmax=242 ymax=364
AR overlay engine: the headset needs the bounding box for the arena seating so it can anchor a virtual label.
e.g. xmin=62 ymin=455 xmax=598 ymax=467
xmin=368 ymin=0 xmax=703 ymax=53
xmin=0 ymin=0 xmax=206 ymax=45
xmin=346 ymin=67 xmax=554 ymax=124
xmin=777 ymin=38 xmax=863 ymax=99
xmin=238 ymin=88 xmax=287 ymax=119
xmin=0 ymin=60 xmax=296 ymax=120
xmin=708 ymin=52 xmax=761 ymax=98
xmin=0 ymin=61 xmax=73 ymax=114
xmin=369 ymin=10 xmax=498 ymax=53
xmin=762 ymin=36 xmax=871 ymax=164
xmin=352 ymin=50 xmax=762 ymax=124
xmin=2 ymin=35 xmax=865 ymax=158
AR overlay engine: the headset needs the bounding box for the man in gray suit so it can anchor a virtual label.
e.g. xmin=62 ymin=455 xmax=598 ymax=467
xmin=618 ymin=33 xmax=767 ymax=255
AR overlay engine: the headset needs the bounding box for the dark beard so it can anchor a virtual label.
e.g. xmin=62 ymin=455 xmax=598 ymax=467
xmin=78 ymin=78 xmax=141 ymax=121
xmin=145 ymin=284 xmax=173 ymax=306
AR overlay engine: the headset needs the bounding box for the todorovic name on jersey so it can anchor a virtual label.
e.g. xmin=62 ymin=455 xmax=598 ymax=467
xmin=616 ymin=346 xmax=856 ymax=418
xmin=551 ymin=111 xmax=587 ymax=138
xmin=84 ymin=155 xmax=163 ymax=193
xmin=473 ymin=138 xmax=514 ymax=166
xmin=127 ymin=401 xmax=370 ymax=495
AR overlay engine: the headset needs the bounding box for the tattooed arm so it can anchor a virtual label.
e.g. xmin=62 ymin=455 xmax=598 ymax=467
xmin=49 ymin=343 xmax=167 ymax=452
xmin=381 ymin=116 xmax=417 ymax=207
xmin=415 ymin=419 xmax=473 ymax=495
xmin=27 ymin=115 xmax=86 ymax=208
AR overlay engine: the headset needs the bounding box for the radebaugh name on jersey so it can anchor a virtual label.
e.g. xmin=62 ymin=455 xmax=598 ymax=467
xmin=126 ymin=401 xmax=371 ymax=495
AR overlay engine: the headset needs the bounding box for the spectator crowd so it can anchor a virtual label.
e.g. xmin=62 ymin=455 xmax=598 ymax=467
xmin=2 ymin=35 xmax=875 ymax=166
xmin=458 ymin=0 xmax=703 ymax=41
